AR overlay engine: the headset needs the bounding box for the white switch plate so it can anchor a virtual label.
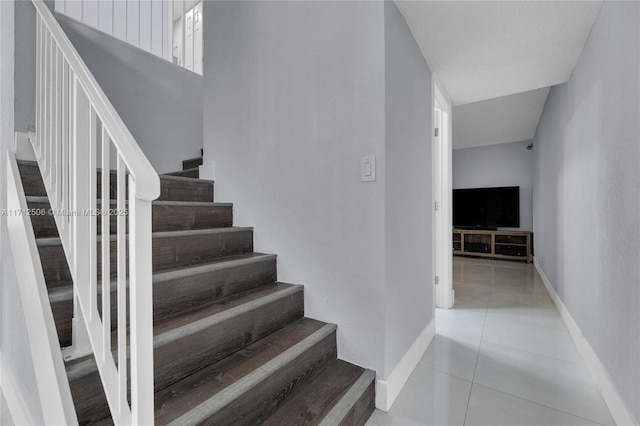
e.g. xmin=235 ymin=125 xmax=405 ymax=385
xmin=361 ymin=155 xmax=376 ymax=182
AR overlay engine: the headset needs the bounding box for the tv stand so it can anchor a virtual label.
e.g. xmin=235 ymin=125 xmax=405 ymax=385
xmin=453 ymin=229 xmax=531 ymax=263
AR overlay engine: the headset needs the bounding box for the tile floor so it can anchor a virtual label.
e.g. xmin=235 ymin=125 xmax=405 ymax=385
xmin=367 ymin=257 xmax=615 ymax=426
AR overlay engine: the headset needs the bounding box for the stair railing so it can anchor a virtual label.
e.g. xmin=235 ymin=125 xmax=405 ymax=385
xmin=31 ymin=0 xmax=159 ymax=424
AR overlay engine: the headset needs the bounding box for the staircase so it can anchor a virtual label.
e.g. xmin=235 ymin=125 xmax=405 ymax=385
xmin=18 ymin=159 xmax=375 ymax=425
xmin=164 ymin=154 xmax=203 ymax=179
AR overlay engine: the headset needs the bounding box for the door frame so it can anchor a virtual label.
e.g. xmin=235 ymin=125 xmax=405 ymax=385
xmin=433 ymin=78 xmax=454 ymax=309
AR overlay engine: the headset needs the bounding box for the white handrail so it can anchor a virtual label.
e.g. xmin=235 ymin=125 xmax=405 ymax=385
xmin=31 ymin=0 xmax=158 ymax=424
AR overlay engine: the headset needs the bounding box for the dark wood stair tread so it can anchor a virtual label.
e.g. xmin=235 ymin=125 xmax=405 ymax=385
xmin=66 ymin=282 xmax=306 ymax=423
xmin=66 ymin=282 xmax=303 ymax=380
xmin=153 ymin=251 xmax=274 ymax=277
xmin=36 ymin=227 xmax=254 ymax=288
xmin=153 ymin=282 xmax=300 ymax=335
xmin=47 ymin=252 xmax=277 ymax=304
xmin=182 ymin=156 xmax=204 ymax=171
xmin=164 ymin=167 xmax=200 ymax=178
xmin=154 ymin=317 xmax=330 ymax=424
xmin=18 ymin=159 xmax=214 ymax=202
xmin=27 ymin=196 xmax=234 ymax=238
xmin=263 ymin=359 xmax=374 ymax=426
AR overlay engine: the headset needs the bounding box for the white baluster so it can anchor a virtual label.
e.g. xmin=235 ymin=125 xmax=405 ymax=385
xmin=117 ymin=155 xmax=127 ymax=417
xmin=89 ymin=107 xmax=98 ymax=320
xmin=102 ymin=128 xmax=111 ymax=364
xmin=128 ymin=177 xmax=154 ymax=426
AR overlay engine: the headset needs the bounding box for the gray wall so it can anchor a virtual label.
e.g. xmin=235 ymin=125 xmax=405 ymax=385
xmin=57 ymin=14 xmax=203 ymax=174
xmin=0 ymin=1 xmax=44 ymax=424
xmin=383 ymin=1 xmax=433 ymax=375
xmin=453 ymin=140 xmax=533 ymax=231
xmin=532 ymin=1 xmax=640 ymax=422
xmin=202 ymin=0 xmax=388 ymax=375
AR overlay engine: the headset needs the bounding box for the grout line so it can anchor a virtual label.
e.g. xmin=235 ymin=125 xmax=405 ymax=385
xmin=475 ymin=338 xmax=589 ymax=369
xmin=470 ymin=382 xmax=607 ymax=426
xmin=462 ymin=265 xmax=491 ymax=426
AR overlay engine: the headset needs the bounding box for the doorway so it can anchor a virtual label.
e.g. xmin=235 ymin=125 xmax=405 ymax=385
xmin=433 ymin=80 xmax=454 ymax=309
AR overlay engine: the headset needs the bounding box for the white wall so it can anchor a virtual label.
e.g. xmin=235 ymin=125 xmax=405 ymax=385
xmin=57 ymin=13 xmax=204 ymax=173
xmin=384 ymin=1 xmax=433 ymax=375
xmin=56 ymin=0 xmax=167 ymax=58
xmin=202 ymin=0 xmax=387 ymax=375
xmin=0 ymin=390 xmax=14 ymax=426
xmin=453 ymin=140 xmax=533 ymax=231
xmin=532 ymin=1 xmax=639 ymax=422
xmin=0 ymin=1 xmax=44 ymax=424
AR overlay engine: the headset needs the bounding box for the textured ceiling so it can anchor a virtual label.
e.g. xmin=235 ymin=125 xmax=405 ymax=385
xmin=395 ymin=1 xmax=602 ymax=106
xmin=395 ymin=0 xmax=601 ymax=149
xmin=452 ymin=87 xmax=550 ymax=149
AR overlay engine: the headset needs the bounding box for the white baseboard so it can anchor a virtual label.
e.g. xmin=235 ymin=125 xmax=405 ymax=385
xmin=375 ymin=318 xmax=435 ymax=412
xmin=533 ymin=257 xmax=638 ymax=426
xmin=0 ymin=352 xmax=33 ymax=426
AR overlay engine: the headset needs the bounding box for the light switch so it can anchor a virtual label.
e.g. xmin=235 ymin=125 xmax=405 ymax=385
xmin=361 ymin=155 xmax=376 ymax=182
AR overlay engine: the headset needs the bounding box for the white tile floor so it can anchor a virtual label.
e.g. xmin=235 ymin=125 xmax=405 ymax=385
xmin=367 ymin=257 xmax=615 ymax=426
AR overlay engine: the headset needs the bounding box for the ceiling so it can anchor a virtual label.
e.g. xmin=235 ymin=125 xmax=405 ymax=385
xmin=395 ymin=0 xmax=602 ymax=149
xmin=452 ymin=87 xmax=549 ymax=150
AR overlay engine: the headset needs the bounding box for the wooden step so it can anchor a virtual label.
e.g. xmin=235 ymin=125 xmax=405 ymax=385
xmin=17 ymin=160 xmax=214 ymax=202
xmin=182 ymin=156 xmax=203 ymax=170
xmin=49 ymin=253 xmax=278 ymax=347
xmin=37 ymin=227 xmax=254 ymax=288
xmin=67 ymin=283 xmax=305 ymax=424
xmin=153 ymin=252 xmax=277 ymax=320
xmin=17 ymin=160 xmax=47 ymax=197
xmin=155 ymin=318 xmax=337 ymax=425
xmin=157 ymin=174 xmax=212 ymax=202
xmin=263 ymin=360 xmax=376 ymax=426
xmin=26 ymin=196 xmax=233 ymax=238
xmin=164 ymin=167 xmax=199 ymax=179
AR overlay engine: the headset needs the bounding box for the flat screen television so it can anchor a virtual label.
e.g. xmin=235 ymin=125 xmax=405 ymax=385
xmin=453 ymin=186 xmax=520 ymax=229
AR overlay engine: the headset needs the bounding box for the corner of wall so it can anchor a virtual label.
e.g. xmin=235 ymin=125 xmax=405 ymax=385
xmin=376 ymin=318 xmax=435 ymax=412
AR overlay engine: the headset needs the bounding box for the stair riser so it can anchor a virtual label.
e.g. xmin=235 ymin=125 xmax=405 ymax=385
xmin=153 ymin=230 xmax=253 ymax=271
xmin=38 ymin=230 xmax=253 ymax=288
xmin=158 ymin=177 xmax=212 ymax=202
xmin=51 ymin=257 xmax=278 ymax=347
xmin=154 ymin=257 xmax=277 ymax=320
xmin=203 ymin=330 xmax=337 ymax=425
xmin=52 ymin=303 xmax=72 ymax=347
xmin=154 ymin=289 xmax=304 ymax=391
xmin=18 ymin=163 xmax=47 ymax=197
xmin=27 ymin=201 xmax=233 ymax=238
xmin=153 ymin=204 xmax=232 ymax=233
xmin=166 ymin=168 xmax=199 ymax=178
xmin=95 ymin=172 xmax=213 ymax=202
xmin=337 ymin=379 xmax=376 ymax=426
xmin=69 ymin=289 xmax=304 ymax=422
xmin=18 ymin=162 xmax=214 ymax=202
xmin=182 ymin=157 xmax=203 ymax=170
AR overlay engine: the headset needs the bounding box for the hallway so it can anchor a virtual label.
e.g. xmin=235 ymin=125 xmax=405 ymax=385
xmin=368 ymin=257 xmax=616 ymax=426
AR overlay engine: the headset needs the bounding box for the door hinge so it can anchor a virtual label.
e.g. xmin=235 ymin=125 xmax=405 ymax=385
xmin=435 ymin=128 xmax=439 ymax=137
xmin=435 ymin=275 xmax=440 ymax=285
xmin=435 ymin=201 xmax=440 ymax=211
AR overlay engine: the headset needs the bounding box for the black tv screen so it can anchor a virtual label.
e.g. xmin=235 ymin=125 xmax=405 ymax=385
xmin=453 ymin=186 xmax=520 ymax=229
